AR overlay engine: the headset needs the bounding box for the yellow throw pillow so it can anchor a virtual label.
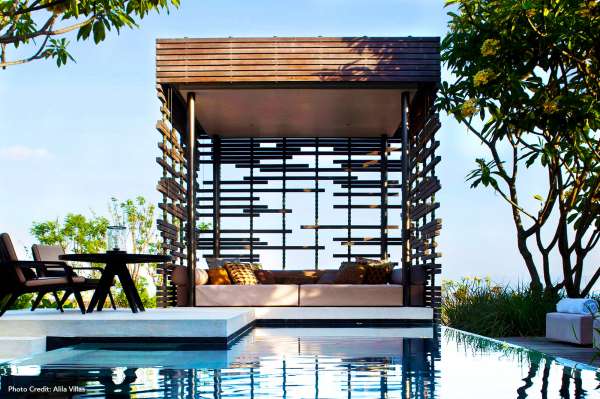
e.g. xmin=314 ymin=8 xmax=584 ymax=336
xmin=207 ymin=268 xmax=231 ymax=285
xmin=224 ymin=262 xmax=258 ymax=285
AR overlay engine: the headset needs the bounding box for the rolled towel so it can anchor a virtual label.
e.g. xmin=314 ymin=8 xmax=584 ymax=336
xmin=556 ymin=298 xmax=599 ymax=315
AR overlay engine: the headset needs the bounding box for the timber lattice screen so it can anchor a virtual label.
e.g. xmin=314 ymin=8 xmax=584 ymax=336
xmin=155 ymin=85 xmax=188 ymax=307
xmin=408 ymin=88 xmax=442 ymax=318
xmin=196 ymin=136 xmax=404 ymax=267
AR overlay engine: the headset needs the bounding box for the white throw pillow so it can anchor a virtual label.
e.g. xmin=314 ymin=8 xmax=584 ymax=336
xmin=195 ymin=268 xmax=209 ymax=285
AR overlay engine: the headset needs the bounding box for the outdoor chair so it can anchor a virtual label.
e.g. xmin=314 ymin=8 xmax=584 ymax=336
xmin=0 ymin=233 xmax=86 ymax=316
xmin=32 ymin=244 xmax=117 ymax=311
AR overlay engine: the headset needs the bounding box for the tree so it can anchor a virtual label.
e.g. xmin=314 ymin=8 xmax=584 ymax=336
xmin=109 ymin=196 xmax=158 ymax=283
xmin=0 ymin=0 xmax=179 ymax=68
xmin=438 ymin=0 xmax=599 ymax=296
xmin=31 ymin=213 xmax=109 ymax=253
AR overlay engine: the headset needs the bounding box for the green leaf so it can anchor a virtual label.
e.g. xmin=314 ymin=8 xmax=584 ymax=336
xmin=92 ymin=21 xmax=106 ymax=44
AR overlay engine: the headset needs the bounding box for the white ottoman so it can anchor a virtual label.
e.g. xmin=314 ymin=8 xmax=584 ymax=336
xmin=546 ymin=312 xmax=593 ymax=345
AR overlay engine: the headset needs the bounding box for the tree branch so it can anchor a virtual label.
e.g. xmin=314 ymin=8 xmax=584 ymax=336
xmin=0 ymin=33 xmax=49 ymax=67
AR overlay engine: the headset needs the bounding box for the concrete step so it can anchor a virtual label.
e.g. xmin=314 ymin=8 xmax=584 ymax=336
xmin=0 ymin=336 xmax=46 ymax=361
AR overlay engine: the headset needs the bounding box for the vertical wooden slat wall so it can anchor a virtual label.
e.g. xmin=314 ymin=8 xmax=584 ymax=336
xmin=155 ymin=84 xmax=188 ymax=307
xmin=409 ymin=87 xmax=442 ymax=320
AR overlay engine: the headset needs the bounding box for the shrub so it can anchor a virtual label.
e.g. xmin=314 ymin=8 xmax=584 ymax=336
xmin=112 ymin=277 xmax=156 ymax=309
xmin=442 ymin=277 xmax=562 ymax=337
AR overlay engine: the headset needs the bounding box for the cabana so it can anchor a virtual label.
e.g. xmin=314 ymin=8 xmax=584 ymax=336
xmin=154 ymin=37 xmax=441 ymax=318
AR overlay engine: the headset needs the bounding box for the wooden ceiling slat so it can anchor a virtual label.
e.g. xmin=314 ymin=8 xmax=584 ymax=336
xmin=157 ymin=76 xmax=438 ymax=83
xmin=156 ymin=48 xmax=439 ymax=55
xmin=157 ymin=65 xmax=440 ymax=72
xmin=157 ymin=53 xmax=440 ymax=61
xmin=157 ymin=70 xmax=440 ymax=77
xmin=157 ymin=36 xmax=438 ymax=43
xmin=156 ymin=59 xmax=439 ymax=66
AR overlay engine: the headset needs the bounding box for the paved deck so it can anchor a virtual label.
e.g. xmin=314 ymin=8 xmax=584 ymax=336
xmin=502 ymin=336 xmax=599 ymax=366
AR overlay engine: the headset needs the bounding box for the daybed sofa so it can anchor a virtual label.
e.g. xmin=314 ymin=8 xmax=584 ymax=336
xmin=171 ymin=266 xmax=426 ymax=307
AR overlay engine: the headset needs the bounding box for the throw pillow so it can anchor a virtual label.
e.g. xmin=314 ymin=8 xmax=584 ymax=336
xmin=207 ymin=268 xmax=231 ymax=285
xmin=254 ymin=269 xmax=276 ymax=284
xmin=390 ymin=268 xmax=403 ymax=284
xmin=334 ymin=265 xmax=366 ymax=284
xmin=356 ymin=257 xmax=393 ymax=284
xmin=317 ymin=270 xmax=338 ymax=284
xmin=224 ymin=262 xmax=258 ymax=285
xmin=244 ymin=263 xmax=262 ymax=271
xmin=364 ymin=264 xmax=392 ymax=284
xmin=205 ymin=257 xmax=240 ymax=269
xmin=195 ymin=268 xmax=209 ymax=285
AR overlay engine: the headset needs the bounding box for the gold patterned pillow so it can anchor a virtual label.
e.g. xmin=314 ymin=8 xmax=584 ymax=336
xmin=224 ymin=262 xmax=258 ymax=285
xmin=356 ymin=257 xmax=393 ymax=284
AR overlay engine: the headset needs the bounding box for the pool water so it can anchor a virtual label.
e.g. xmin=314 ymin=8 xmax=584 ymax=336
xmin=1 ymin=327 xmax=598 ymax=398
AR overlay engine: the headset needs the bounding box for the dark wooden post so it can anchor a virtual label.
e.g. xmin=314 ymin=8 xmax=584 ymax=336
xmin=213 ymin=135 xmax=222 ymax=258
xmin=401 ymin=91 xmax=411 ymax=306
xmin=380 ymin=134 xmax=389 ymax=259
xmin=186 ymin=92 xmax=197 ymax=306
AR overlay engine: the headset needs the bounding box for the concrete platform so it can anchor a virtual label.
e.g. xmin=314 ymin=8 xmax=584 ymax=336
xmin=0 ymin=306 xmax=433 ymax=359
xmin=0 ymin=336 xmax=46 ymax=361
xmin=0 ymin=308 xmax=254 ymax=339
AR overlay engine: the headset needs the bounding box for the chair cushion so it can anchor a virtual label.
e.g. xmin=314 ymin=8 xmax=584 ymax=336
xmin=0 ymin=233 xmax=18 ymax=262
xmin=334 ymin=265 xmax=366 ymax=284
xmin=24 ymin=276 xmax=85 ymax=287
xmin=31 ymin=244 xmax=64 ymax=262
xmin=0 ymin=233 xmax=27 ymax=283
xmin=224 ymin=262 xmax=258 ymax=285
xmin=207 ymin=267 xmax=232 ymax=285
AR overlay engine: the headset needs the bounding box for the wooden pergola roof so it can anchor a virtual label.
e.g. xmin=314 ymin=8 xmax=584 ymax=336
xmin=156 ymin=36 xmax=440 ymax=84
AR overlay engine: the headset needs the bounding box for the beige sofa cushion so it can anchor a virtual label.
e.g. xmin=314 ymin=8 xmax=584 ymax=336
xmin=299 ymin=284 xmax=403 ymax=306
xmin=196 ymin=284 xmax=299 ymax=307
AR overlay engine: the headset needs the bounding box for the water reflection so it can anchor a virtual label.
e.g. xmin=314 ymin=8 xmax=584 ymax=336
xmin=0 ymin=327 xmax=598 ymax=398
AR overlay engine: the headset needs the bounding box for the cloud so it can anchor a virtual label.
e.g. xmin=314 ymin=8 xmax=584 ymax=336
xmin=0 ymin=145 xmax=52 ymax=161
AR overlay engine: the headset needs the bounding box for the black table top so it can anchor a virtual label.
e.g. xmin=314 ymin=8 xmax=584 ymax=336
xmin=59 ymin=252 xmax=172 ymax=264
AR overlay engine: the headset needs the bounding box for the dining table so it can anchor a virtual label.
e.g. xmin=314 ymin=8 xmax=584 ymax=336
xmin=59 ymin=252 xmax=172 ymax=313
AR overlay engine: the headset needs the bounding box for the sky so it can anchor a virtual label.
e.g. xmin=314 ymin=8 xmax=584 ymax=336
xmin=1 ymin=0 xmax=598 ymax=287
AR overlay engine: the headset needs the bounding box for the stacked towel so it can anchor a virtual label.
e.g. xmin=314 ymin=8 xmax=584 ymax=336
xmin=556 ymin=298 xmax=599 ymax=315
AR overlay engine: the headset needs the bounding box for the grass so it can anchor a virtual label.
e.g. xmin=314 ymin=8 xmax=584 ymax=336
xmin=441 ymin=277 xmax=562 ymax=337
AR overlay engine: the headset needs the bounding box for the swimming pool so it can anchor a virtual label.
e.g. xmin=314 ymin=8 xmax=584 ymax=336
xmin=1 ymin=327 xmax=598 ymax=398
